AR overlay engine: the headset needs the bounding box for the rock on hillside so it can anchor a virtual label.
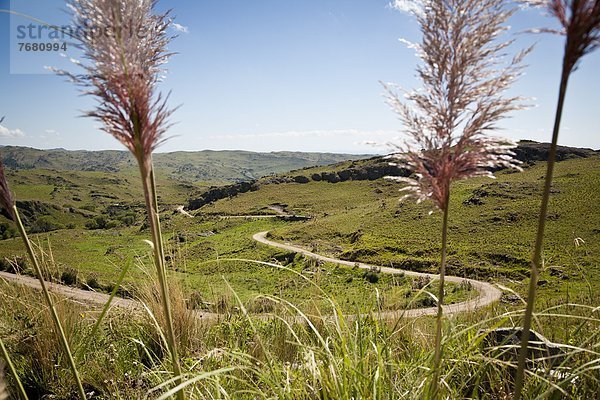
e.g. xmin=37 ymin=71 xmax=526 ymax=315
xmin=514 ymin=140 xmax=598 ymax=162
xmin=188 ymin=181 xmax=259 ymax=210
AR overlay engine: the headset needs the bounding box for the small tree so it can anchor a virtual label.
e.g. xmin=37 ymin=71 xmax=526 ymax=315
xmin=385 ymin=0 xmax=529 ymax=395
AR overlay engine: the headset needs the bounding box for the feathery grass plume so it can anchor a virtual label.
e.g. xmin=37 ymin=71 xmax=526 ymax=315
xmin=514 ymin=1 xmax=599 ymax=398
xmin=523 ymin=0 xmax=599 ymax=72
xmin=385 ymin=0 xmax=528 ymax=396
xmin=56 ymin=0 xmax=175 ymax=177
xmin=54 ymin=1 xmax=184 ymax=397
xmin=0 ymin=160 xmax=15 ymax=222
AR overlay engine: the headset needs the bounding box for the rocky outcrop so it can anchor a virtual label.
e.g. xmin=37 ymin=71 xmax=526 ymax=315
xmin=292 ymin=175 xmax=310 ymax=184
xmin=314 ymin=159 xmax=410 ymax=184
xmin=15 ymin=200 xmax=62 ymax=222
xmin=187 ymin=181 xmax=259 ymax=210
xmin=513 ymin=140 xmax=598 ymax=163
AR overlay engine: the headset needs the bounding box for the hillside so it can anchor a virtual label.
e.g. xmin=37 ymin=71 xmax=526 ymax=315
xmin=0 ymin=146 xmax=371 ymax=183
xmin=0 ymin=141 xmax=598 ymax=310
xmin=198 ymin=142 xmax=600 ymax=305
xmin=187 ymin=140 xmax=599 ymax=210
xmin=1 ymin=138 xmax=599 ymax=400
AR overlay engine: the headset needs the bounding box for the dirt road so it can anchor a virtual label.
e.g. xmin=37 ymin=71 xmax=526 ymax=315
xmin=0 ymin=232 xmax=502 ymax=320
xmin=0 ymin=270 xmax=139 ymax=309
xmin=253 ymin=231 xmax=503 ymax=318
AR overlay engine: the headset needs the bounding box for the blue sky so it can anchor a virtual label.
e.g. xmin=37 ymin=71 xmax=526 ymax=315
xmin=0 ymin=0 xmax=598 ymax=154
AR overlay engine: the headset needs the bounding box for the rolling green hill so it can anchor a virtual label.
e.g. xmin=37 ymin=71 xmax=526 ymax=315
xmin=0 ymin=141 xmax=598 ymax=311
xmin=198 ymin=144 xmax=600 ymax=305
xmin=0 ymin=146 xmax=372 ymax=183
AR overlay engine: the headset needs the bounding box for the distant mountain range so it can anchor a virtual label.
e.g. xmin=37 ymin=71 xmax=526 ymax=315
xmin=0 ymin=146 xmax=373 ymax=183
xmin=1 ymin=141 xmax=597 ymax=185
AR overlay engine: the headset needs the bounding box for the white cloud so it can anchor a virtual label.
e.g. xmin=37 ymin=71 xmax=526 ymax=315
xmin=389 ymin=0 xmax=423 ymax=15
xmin=0 ymin=125 xmax=25 ymax=139
xmin=207 ymin=129 xmax=397 ymax=141
xmin=172 ymin=23 xmax=189 ymax=34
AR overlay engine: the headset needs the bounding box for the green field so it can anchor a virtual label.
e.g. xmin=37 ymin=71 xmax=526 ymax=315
xmin=0 ymin=212 xmax=474 ymax=314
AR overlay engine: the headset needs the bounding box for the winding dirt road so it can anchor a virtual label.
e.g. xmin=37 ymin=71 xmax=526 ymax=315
xmin=0 ymin=271 xmax=139 ymax=309
xmin=0 ymin=232 xmax=502 ymax=319
xmin=253 ymin=231 xmax=502 ymax=318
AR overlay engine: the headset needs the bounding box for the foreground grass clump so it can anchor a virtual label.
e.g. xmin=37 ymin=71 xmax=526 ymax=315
xmin=0 ymin=278 xmax=598 ymax=399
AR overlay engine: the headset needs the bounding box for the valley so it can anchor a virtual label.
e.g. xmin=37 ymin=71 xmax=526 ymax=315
xmin=0 ymin=143 xmax=598 ymax=315
xmin=0 ymin=142 xmax=598 ymax=399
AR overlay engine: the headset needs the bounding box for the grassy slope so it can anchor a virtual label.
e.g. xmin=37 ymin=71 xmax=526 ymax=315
xmin=202 ymin=156 xmax=600 ymax=305
xmin=0 ymin=169 xmax=473 ymax=313
xmin=1 ymin=151 xmax=598 ymax=399
xmin=0 ymin=215 xmax=472 ymax=313
xmin=0 ymin=168 xmax=193 ymax=235
xmin=1 ymin=155 xmax=597 ymax=312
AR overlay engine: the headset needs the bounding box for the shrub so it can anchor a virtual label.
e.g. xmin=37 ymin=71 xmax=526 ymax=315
xmin=412 ymin=276 xmax=432 ymax=290
xmin=187 ymin=291 xmax=206 ymax=310
xmin=86 ymin=215 xmax=118 ymax=230
xmin=29 ymin=216 xmax=64 ymax=234
xmin=85 ymin=274 xmax=101 ymax=290
xmin=0 ymin=256 xmax=28 ymax=274
xmin=363 ymin=269 xmax=380 ymax=284
xmin=415 ymin=294 xmax=436 ymax=308
xmin=119 ymin=214 xmax=136 ymax=227
xmin=0 ymin=222 xmax=16 ymax=239
xmin=105 ymin=220 xmax=119 ymax=229
xmin=454 ymin=280 xmax=473 ymax=293
xmin=60 ymin=267 xmax=78 ymax=286
xmin=247 ymin=296 xmax=275 ymax=313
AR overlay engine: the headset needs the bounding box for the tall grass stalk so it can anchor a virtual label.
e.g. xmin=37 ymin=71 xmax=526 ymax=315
xmin=385 ymin=0 xmax=528 ymax=394
xmin=53 ymin=1 xmax=185 ymax=396
xmin=0 ymin=338 xmax=28 ymax=400
xmin=514 ymin=1 xmax=600 ymax=397
xmin=513 ymin=57 xmax=570 ymax=400
xmin=431 ymin=192 xmax=449 ymax=398
xmin=140 ymin=164 xmax=184 ymax=389
xmin=11 ymin=206 xmax=86 ymax=399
